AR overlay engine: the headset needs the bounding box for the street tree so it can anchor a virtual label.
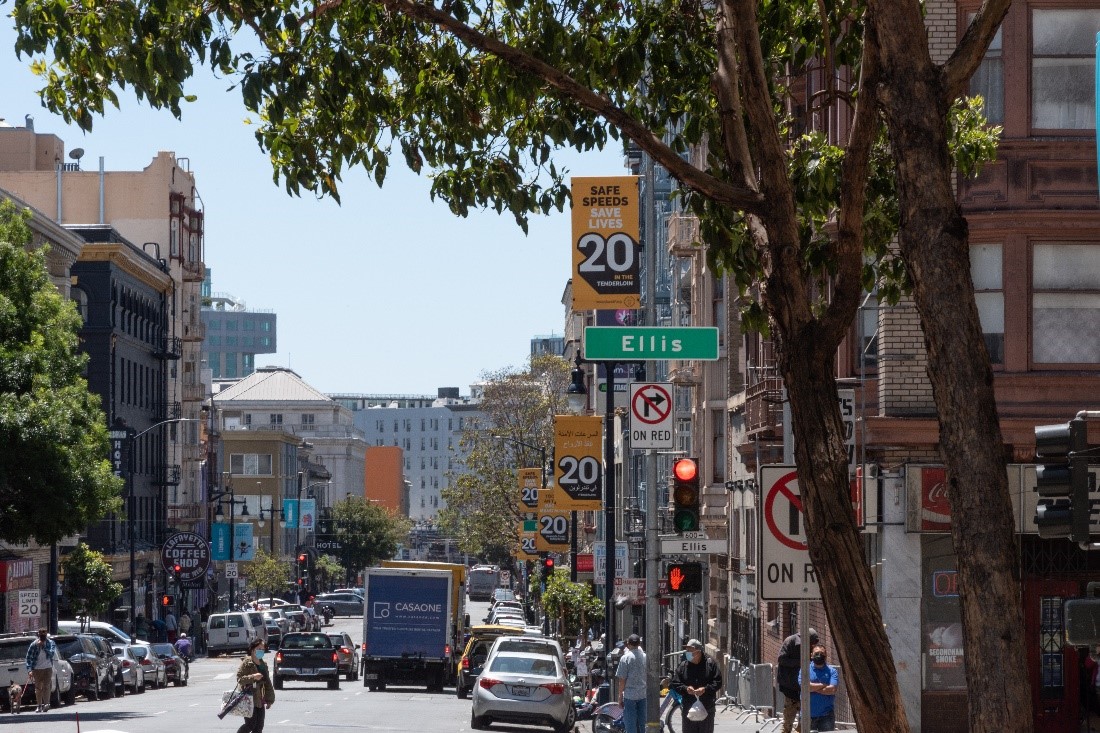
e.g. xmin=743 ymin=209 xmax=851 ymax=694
xmin=0 ymin=201 xmax=123 ymax=545
xmin=8 ymin=1 xmax=1024 ymax=729
xmin=61 ymin=542 xmax=124 ymax=619
xmin=541 ymin=568 xmax=603 ymax=637
xmin=246 ymin=549 xmax=292 ymax=603
xmin=314 ymin=554 xmax=344 ymax=591
xmin=330 ymin=496 xmax=410 ymax=576
xmin=441 ymin=354 xmax=571 ymax=557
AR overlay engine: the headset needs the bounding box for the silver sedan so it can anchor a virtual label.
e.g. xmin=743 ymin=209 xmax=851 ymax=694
xmin=470 ymin=652 xmax=575 ymax=733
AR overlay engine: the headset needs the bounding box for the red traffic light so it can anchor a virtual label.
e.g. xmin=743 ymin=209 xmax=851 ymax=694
xmin=298 ymin=554 xmax=308 ymax=563
xmin=673 ymin=458 xmax=697 ymax=481
xmin=173 ymin=564 xmax=182 ymax=574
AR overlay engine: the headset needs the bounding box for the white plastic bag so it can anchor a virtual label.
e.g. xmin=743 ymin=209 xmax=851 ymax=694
xmin=220 ymin=687 xmax=254 ymax=718
xmin=687 ymin=698 xmax=708 ymax=721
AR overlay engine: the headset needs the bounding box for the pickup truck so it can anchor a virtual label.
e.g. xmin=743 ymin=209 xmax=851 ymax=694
xmin=272 ymin=632 xmax=340 ymax=690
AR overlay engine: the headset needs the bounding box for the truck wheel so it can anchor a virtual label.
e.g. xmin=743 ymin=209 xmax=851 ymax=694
xmin=457 ymin=684 xmax=467 ymax=699
xmin=274 ymin=675 xmax=283 ymax=690
xmin=328 ymin=677 xmax=340 ymax=690
xmin=378 ymin=679 xmax=386 ymax=691
xmin=471 ymin=712 xmax=490 ymax=730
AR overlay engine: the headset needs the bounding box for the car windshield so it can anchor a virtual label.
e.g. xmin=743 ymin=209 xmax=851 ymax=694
xmin=488 ymin=654 xmax=559 ymax=676
xmin=495 ymin=640 xmax=556 ymax=656
xmin=131 ymin=647 xmax=149 ymax=661
xmin=57 ymin=639 xmax=84 ymax=657
xmin=152 ymin=644 xmax=175 ymax=656
xmin=281 ymin=634 xmax=331 ymax=649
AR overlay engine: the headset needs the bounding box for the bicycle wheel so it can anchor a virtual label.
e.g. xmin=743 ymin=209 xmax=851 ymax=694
xmin=663 ymin=703 xmax=678 ymax=733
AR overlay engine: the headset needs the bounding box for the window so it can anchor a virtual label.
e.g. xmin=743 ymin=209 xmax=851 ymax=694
xmin=1032 ymin=9 xmax=1100 ymax=129
xmin=1032 ymin=243 xmax=1100 ymax=363
xmin=225 ymin=354 xmax=238 ymax=378
xmin=242 ymin=354 xmax=254 ymax=373
xmin=244 ymin=413 xmax=252 ymax=426
xmin=226 ymin=336 xmax=238 ymax=347
xmin=301 ymin=414 xmax=315 ymax=426
xmin=270 ymin=413 xmax=284 ymax=426
xmin=243 ymin=320 xmax=256 ymax=331
xmin=968 ymin=17 xmax=1003 ymax=124
xmin=70 ymin=288 xmax=89 ymax=323
xmin=229 ymin=453 xmax=273 ymax=475
xmin=226 ymin=320 xmax=238 ymax=331
xmin=970 ymin=244 xmax=1004 ymax=364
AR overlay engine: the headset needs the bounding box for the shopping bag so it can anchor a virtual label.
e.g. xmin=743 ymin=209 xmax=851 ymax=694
xmin=218 ymin=686 xmax=254 ymax=719
xmin=687 ymin=698 xmax=708 ymax=721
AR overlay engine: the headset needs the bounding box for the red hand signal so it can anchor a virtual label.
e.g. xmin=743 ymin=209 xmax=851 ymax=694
xmin=669 ymin=566 xmax=685 ymax=591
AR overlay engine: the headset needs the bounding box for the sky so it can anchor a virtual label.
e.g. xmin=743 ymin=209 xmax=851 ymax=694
xmin=0 ymin=20 xmax=623 ymax=396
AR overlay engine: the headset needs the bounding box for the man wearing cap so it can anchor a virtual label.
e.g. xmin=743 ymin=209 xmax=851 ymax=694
xmin=670 ymin=639 xmax=722 ymax=733
xmin=616 ymin=634 xmax=648 ymax=733
xmin=777 ymin=628 xmax=818 ymax=733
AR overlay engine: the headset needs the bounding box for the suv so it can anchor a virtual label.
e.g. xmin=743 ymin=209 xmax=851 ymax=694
xmin=88 ymin=635 xmax=126 ymax=697
xmin=455 ymin=624 xmax=526 ymax=699
xmin=327 ymin=631 xmax=360 ymax=681
xmin=0 ymin=634 xmax=75 ymax=710
xmin=54 ymin=633 xmax=115 ymax=700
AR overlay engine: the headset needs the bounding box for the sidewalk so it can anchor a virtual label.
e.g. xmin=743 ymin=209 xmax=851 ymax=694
xmin=711 ymin=705 xmax=856 ymax=733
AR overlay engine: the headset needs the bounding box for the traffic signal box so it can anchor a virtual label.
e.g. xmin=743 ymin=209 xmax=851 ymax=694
xmin=161 ymin=594 xmax=175 ymax=607
xmin=666 ymin=562 xmax=703 ymax=594
xmin=541 ymin=555 xmax=555 ymax=581
xmin=672 ymin=458 xmax=701 ymax=533
xmin=1035 ymin=418 xmax=1090 ymax=542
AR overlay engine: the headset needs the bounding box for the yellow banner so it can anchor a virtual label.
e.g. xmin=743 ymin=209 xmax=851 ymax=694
xmin=535 ymin=512 xmax=571 ymax=551
xmin=553 ymin=415 xmax=603 ymax=510
xmin=516 ymin=530 xmax=540 ymax=560
xmin=570 ymin=176 xmax=641 ymax=311
xmin=517 ymin=468 xmax=542 ymax=514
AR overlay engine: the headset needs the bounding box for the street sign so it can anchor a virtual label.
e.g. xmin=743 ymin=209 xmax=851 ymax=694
xmin=517 ymin=532 xmax=539 ymax=561
xmin=18 ymin=590 xmax=40 ymax=618
xmin=838 ymin=388 xmax=856 ymax=471
xmin=759 ymin=466 xmax=821 ymax=601
xmin=583 ymin=326 xmax=720 ymax=361
xmin=224 ymin=562 xmax=239 ymax=580
xmin=660 ymin=537 xmax=729 ymax=554
xmin=570 ymin=176 xmax=641 ymax=311
xmin=593 ymin=541 xmax=628 ymax=584
xmin=553 ymin=415 xmax=603 ymax=510
xmin=161 ymin=532 xmax=211 ymax=582
xmin=630 ymin=382 xmax=674 ymax=449
xmin=535 ymin=512 xmax=571 ymax=551
xmin=518 ymin=468 xmax=542 ymax=512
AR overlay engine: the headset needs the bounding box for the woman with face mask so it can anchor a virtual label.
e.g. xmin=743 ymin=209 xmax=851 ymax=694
xmin=235 ymin=638 xmax=276 ymax=733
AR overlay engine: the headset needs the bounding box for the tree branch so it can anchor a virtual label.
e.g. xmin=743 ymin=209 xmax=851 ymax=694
xmin=940 ymin=0 xmax=1012 ymax=99
xmin=712 ymin=6 xmax=758 ymax=193
xmin=379 ymin=0 xmax=765 ymax=212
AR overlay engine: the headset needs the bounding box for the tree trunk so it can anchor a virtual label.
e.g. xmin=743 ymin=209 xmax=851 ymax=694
xmin=870 ymin=6 xmax=1033 ymax=732
xmin=779 ymin=344 xmax=911 ymax=733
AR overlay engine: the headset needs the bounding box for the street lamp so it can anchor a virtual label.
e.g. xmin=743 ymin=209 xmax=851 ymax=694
xmin=256 ymin=505 xmax=287 ymax=554
xmin=116 ymin=417 xmax=198 ymax=636
xmin=212 ymin=472 xmax=249 ymax=611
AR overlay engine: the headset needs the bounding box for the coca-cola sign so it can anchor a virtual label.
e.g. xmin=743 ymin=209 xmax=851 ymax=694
xmin=921 ymin=467 xmax=951 ymax=531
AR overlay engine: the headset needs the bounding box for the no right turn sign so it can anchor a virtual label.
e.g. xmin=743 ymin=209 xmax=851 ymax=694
xmin=759 ymin=466 xmax=821 ymax=601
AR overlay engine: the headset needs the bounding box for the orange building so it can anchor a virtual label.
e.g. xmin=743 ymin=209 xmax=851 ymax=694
xmin=365 ymin=446 xmax=409 ymax=516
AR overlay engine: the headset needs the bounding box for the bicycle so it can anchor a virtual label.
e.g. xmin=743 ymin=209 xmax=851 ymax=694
xmin=658 ymin=682 xmax=681 ymax=733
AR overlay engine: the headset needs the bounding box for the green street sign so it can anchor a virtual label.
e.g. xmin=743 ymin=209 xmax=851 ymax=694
xmin=583 ymin=326 xmax=720 ymax=361
xmin=523 ymin=520 xmax=538 ymax=532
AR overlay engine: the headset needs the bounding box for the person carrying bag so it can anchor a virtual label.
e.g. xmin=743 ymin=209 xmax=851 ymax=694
xmin=670 ymin=639 xmax=722 ymax=733
xmin=227 ymin=638 xmax=275 ymax=732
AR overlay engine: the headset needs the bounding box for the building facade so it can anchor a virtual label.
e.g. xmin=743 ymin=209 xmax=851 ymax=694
xmin=201 ymin=279 xmax=277 ymax=380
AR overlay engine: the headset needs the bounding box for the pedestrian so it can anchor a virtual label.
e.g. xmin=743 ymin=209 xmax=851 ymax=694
xmin=797 ymin=645 xmax=839 ymax=732
xmin=135 ymin=612 xmax=149 ymax=641
xmin=616 ymin=634 xmax=647 ymax=733
xmin=179 ymin=610 xmax=192 ymax=636
xmin=165 ymin=608 xmax=179 ymax=643
xmin=24 ymin=628 xmax=57 ymax=713
xmin=670 ymin=639 xmax=722 ymax=733
xmin=777 ymin=627 xmax=818 ymax=733
xmin=234 ymin=638 xmax=276 ymax=733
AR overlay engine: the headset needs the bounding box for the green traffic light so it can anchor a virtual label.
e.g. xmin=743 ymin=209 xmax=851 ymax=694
xmin=674 ymin=509 xmax=699 ymax=532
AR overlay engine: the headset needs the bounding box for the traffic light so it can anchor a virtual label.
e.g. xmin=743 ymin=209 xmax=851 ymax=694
xmin=1035 ymin=418 xmax=1090 ymax=542
xmin=161 ymin=594 xmax=175 ymax=607
xmin=666 ymin=563 xmax=703 ymax=594
xmin=672 ymin=458 xmax=701 ymax=533
xmin=298 ymin=553 xmax=308 ymax=564
xmin=172 ymin=563 xmax=182 ymax=581
xmin=541 ymin=555 xmax=555 ymax=581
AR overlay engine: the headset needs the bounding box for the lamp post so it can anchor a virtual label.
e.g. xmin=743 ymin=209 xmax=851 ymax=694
xmin=116 ymin=417 xmax=198 ymax=636
xmin=256 ymin=504 xmax=286 ymax=556
xmin=212 ymin=472 xmax=249 ymax=611
xmin=493 ymin=434 xmax=548 ymax=628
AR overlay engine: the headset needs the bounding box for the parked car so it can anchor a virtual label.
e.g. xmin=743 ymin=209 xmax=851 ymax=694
xmin=455 ymin=624 xmax=526 ymax=699
xmin=54 ymin=633 xmax=115 ymax=701
xmin=57 ymin=620 xmax=133 ymax=647
xmin=327 ymin=632 xmax=360 ymax=681
xmin=151 ymin=643 xmax=189 ymax=686
xmin=314 ymin=593 xmax=364 ymax=617
xmin=0 ymin=633 xmax=75 ymax=710
xmin=128 ymin=642 xmax=167 ymax=688
xmin=263 ymin=618 xmax=283 ymax=649
xmin=332 ymin=588 xmax=364 ymax=598
xmin=113 ymin=645 xmax=146 ymax=694
xmin=254 ymin=597 xmax=291 ymax=609
xmin=206 ymin=611 xmax=260 ymax=656
xmin=246 ymin=611 xmax=269 ymax=645
xmin=490 ymin=588 xmax=516 ymax=606
xmin=89 ymin=635 xmax=126 ymax=697
xmin=487 ymin=636 xmax=567 ymax=668
xmin=470 ymin=650 xmax=575 ymax=733
xmin=279 ymin=604 xmax=308 ymax=632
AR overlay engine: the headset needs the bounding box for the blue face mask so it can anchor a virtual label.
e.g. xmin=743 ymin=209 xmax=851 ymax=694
xmin=255 ymin=650 xmax=265 ymax=661
xmin=683 ymin=651 xmax=691 ymax=662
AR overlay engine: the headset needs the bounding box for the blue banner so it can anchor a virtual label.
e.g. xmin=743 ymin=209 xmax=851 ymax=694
xmin=300 ymin=499 xmax=317 ymax=531
xmin=234 ymin=523 xmax=255 ymax=561
xmin=211 ymin=523 xmax=230 ymax=561
xmin=284 ymin=500 xmax=299 ymax=529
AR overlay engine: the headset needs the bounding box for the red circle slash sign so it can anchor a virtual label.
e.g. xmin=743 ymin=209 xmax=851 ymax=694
xmin=631 ymin=384 xmax=672 ymax=425
xmin=764 ymin=470 xmax=807 ymax=551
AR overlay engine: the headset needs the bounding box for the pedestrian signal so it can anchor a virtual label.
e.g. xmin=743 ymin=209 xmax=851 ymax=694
xmin=672 ymin=458 xmax=700 ymax=533
xmin=666 ymin=563 xmax=703 ymax=594
xmin=161 ymin=594 xmax=175 ymax=607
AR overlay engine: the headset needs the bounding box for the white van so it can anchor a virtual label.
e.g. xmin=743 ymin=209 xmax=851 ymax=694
xmin=57 ymin=620 xmax=132 ymax=646
xmin=206 ymin=612 xmax=259 ymax=656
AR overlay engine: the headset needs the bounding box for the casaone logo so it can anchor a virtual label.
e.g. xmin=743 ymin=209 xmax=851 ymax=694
xmin=395 ymin=602 xmax=442 ymax=612
xmin=373 ymin=602 xmax=390 ymax=619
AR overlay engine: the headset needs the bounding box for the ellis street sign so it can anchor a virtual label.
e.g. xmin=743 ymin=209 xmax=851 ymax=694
xmin=583 ymin=326 xmax=720 ymax=361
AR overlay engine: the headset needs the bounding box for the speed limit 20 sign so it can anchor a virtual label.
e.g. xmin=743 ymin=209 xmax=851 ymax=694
xmin=553 ymin=415 xmax=603 ymax=510
xmin=19 ymin=590 xmax=40 ymax=618
xmin=535 ymin=513 xmax=571 ymax=551
xmin=570 ymin=176 xmax=641 ymax=311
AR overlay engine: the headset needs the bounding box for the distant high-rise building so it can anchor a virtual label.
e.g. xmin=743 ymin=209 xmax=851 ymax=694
xmin=201 ymin=275 xmax=277 ymax=379
xmin=530 ymin=334 xmax=565 ymax=358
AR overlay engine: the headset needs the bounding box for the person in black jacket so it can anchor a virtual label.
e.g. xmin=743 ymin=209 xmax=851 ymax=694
xmin=670 ymin=639 xmax=722 ymax=733
xmin=777 ymin=628 xmax=817 ymax=733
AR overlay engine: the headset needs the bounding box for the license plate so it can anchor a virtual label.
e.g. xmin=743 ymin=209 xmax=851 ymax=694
xmin=511 ymin=686 xmax=531 ymax=697
xmin=364 ymin=673 xmax=378 ymax=680
xmin=303 ymin=668 xmax=315 ymax=675
xmin=229 ymin=632 xmax=239 ymax=638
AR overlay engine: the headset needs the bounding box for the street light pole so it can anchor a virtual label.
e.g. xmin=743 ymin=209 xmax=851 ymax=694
xmin=120 ymin=417 xmax=197 ymax=636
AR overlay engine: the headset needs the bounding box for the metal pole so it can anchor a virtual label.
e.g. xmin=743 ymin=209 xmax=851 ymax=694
xmin=128 ymin=434 xmax=136 ymax=636
xmin=570 ymin=511 xmax=578 ymax=583
xmin=48 ymin=543 xmax=58 ymax=634
xmin=800 ymin=602 xmax=810 ymax=733
xmin=229 ymin=478 xmax=236 ymax=611
xmin=604 ymin=361 xmax=617 ymax=645
xmin=642 ymin=153 xmax=661 ymax=731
